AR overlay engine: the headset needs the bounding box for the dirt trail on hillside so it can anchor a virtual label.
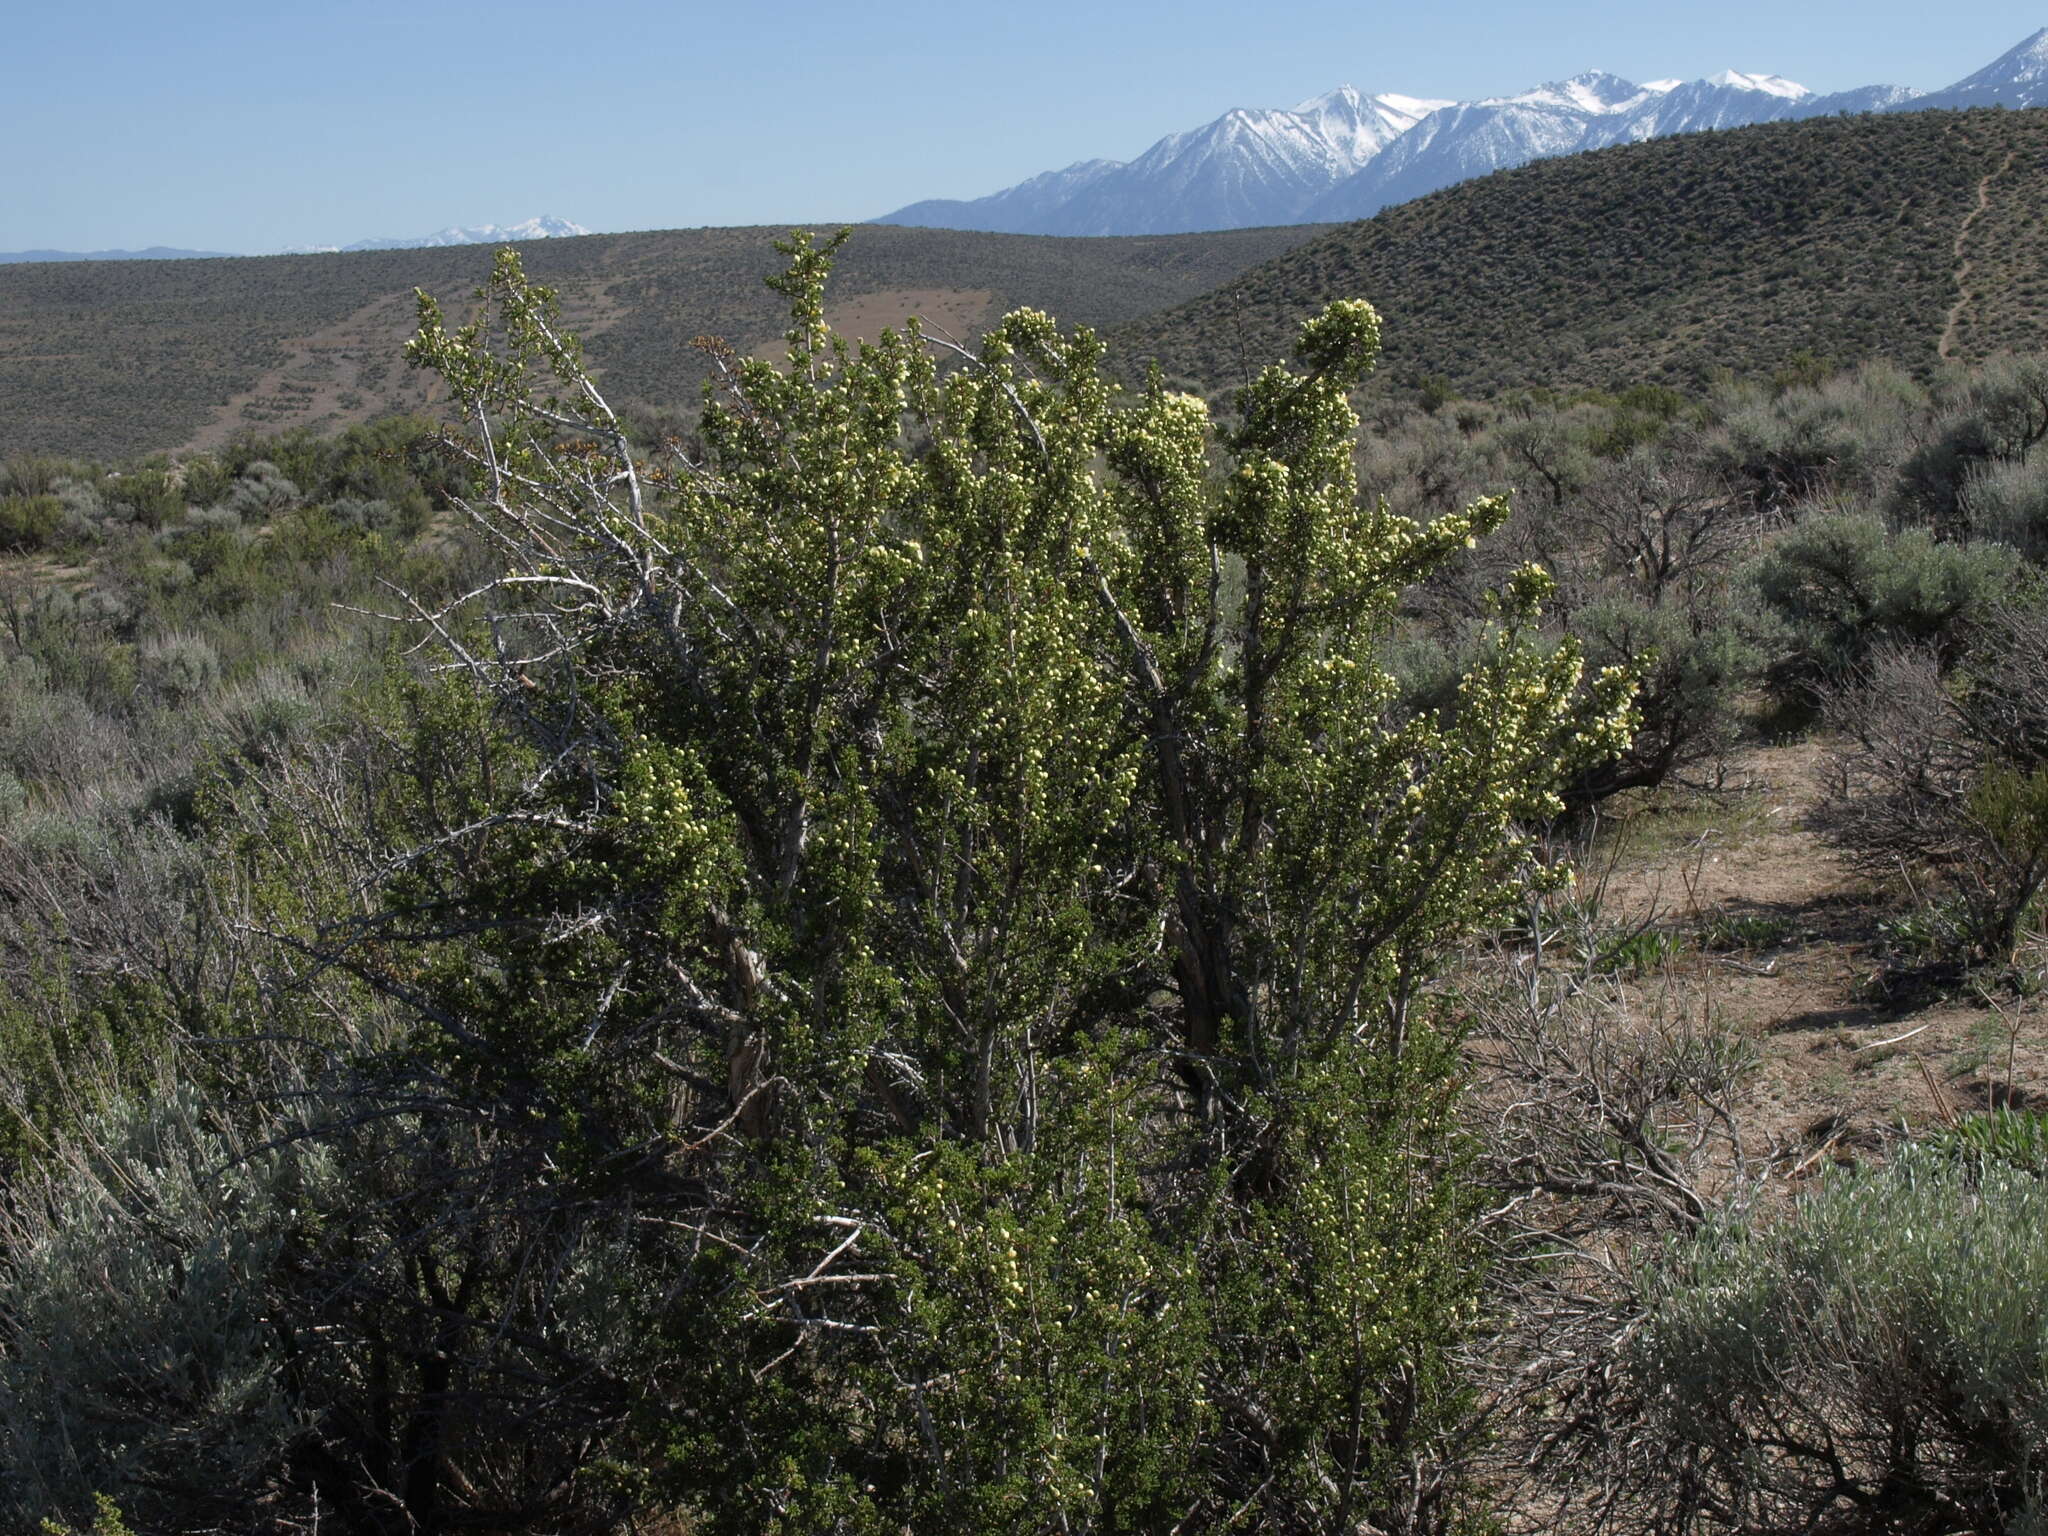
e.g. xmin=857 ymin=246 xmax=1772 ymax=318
xmin=1601 ymin=742 xmax=2047 ymax=1160
xmin=1939 ymin=149 xmax=2018 ymax=362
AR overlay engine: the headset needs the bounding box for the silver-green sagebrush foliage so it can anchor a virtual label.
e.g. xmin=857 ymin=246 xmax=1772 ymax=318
xmin=1630 ymin=1144 xmax=2048 ymax=1535
xmin=0 ymin=1092 xmax=329 ymax=1531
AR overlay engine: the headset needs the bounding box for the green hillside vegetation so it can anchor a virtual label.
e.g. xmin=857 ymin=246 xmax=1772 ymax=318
xmin=1119 ymin=107 xmax=2048 ymax=399
xmin=0 ymin=222 xmax=1324 ymax=463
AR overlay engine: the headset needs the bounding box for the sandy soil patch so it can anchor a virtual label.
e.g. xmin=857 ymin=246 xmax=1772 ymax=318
xmin=1593 ymin=741 xmax=2048 ymax=1161
xmin=750 ymin=288 xmax=995 ymax=362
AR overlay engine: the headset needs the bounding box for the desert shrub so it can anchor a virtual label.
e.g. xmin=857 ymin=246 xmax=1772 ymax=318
xmin=1575 ymin=383 xmax=1695 ymax=460
xmin=0 ymin=1091 xmax=328 ymax=1534
xmin=1360 ymin=405 xmax=1496 ymax=518
xmin=1630 ymin=1144 xmax=2048 ymax=1535
xmin=1385 ymin=621 xmax=1487 ymax=722
xmin=0 ymin=458 xmax=69 ymax=498
xmin=1894 ymin=359 xmax=2048 ymax=541
xmin=0 ymin=494 xmax=63 ymax=553
xmin=51 ymin=478 xmax=105 ymax=533
xmin=1711 ymin=366 xmax=1915 ymax=515
xmin=101 ymin=468 xmax=185 ymax=531
xmin=137 ymin=632 xmax=222 ymax=703
xmin=1493 ymin=410 xmax=1597 ymax=509
xmin=327 ymin=494 xmax=399 ymax=531
xmin=1823 ymin=607 xmax=2048 ymax=968
xmin=1961 ymin=761 xmax=2048 ymax=954
xmin=0 ymin=683 xmax=133 ymax=793
xmin=36 ymin=1493 xmax=135 ymax=1536
xmin=1895 ymin=413 xmax=2002 ymax=539
xmin=1934 ymin=1108 xmax=2048 ymax=1175
xmin=1455 ymin=911 xmax=1759 ymax=1523
xmin=1964 ymin=600 xmax=2048 ymax=769
xmin=1564 ymin=595 xmax=1759 ymax=809
xmin=1966 ymin=356 xmax=2048 ymax=461
xmin=218 ymin=460 xmax=301 ymax=523
xmin=1749 ymin=510 xmax=2020 ymax=691
xmin=1568 ymin=445 xmax=1755 ymax=605
xmin=208 ymin=669 xmax=320 ymax=765
xmin=174 ymin=454 xmax=231 ymax=508
xmin=1696 ymin=910 xmax=1797 ymax=952
xmin=1535 ymin=444 xmax=1761 ymax=802
xmin=174 ymin=504 xmax=242 ymax=537
xmin=1966 ymin=454 xmax=2048 ymax=560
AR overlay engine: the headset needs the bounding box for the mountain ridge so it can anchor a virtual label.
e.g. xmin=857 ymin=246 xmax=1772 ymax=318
xmin=880 ymin=90 xmax=1445 ymax=236
xmin=0 ymin=245 xmax=238 ymax=266
xmin=873 ymin=32 xmax=2048 ymax=235
xmin=4 ymin=217 xmax=592 ymax=266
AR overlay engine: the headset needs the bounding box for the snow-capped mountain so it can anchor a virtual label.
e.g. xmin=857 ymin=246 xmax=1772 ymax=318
xmin=1583 ymin=71 xmax=1808 ymax=148
xmin=335 ymin=215 xmax=591 ymax=253
xmin=1308 ymin=72 xmax=1669 ymax=221
xmin=1291 ymin=87 xmax=1456 ymax=165
xmin=1308 ymin=68 xmax=1935 ymax=220
xmin=882 ymin=162 xmax=1123 ymax=236
xmin=874 ymin=30 xmax=2035 ymax=236
xmin=1807 ymin=83 xmax=1928 ymax=115
xmin=1919 ymin=26 xmax=2048 ymax=108
xmin=874 ymin=90 xmax=1446 ymax=235
xmin=1046 ymin=90 xmax=1448 ymax=235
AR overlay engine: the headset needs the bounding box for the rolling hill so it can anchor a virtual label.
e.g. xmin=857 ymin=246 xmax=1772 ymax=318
xmin=0 ymin=223 xmax=1325 ymax=463
xmin=1116 ymin=107 xmax=2048 ymax=398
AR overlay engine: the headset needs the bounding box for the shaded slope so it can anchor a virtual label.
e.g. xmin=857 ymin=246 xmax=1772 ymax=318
xmin=1117 ymin=109 xmax=2048 ymax=398
xmin=0 ymin=222 xmax=1324 ymax=462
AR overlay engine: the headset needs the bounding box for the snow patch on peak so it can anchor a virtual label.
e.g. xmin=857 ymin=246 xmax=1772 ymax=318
xmin=1998 ymin=25 xmax=2048 ymax=65
xmin=1282 ymin=86 xmax=1444 ymax=171
xmin=1291 ymin=84 xmax=1362 ymax=115
xmin=1641 ymin=79 xmax=1683 ymax=93
xmin=1376 ymin=92 xmax=1457 ymax=116
xmin=1704 ymin=69 xmax=1809 ymax=99
xmin=1499 ymin=70 xmax=1651 ymax=114
xmin=1940 ymin=25 xmax=2048 ymax=90
xmin=340 ymin=215 xmax=592 ymax=253
xmin=1292 ymin=85 xmax=1451 ymax=120
xmin=1562 ymin=70 xmax=1650 ymax=109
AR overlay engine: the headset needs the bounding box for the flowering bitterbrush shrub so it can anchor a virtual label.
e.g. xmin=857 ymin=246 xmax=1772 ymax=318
xmin=87 ymin=231 xmax=1630 ymax=1535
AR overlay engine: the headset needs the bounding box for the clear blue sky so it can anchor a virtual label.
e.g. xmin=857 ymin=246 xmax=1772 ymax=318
xmin=6 ymin=0 xmax=2042 ymax=252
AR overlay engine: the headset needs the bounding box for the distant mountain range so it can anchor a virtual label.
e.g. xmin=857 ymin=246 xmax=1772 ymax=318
xmin=282 ymin=215 xmax=592 ymax=254
xmin=0 ymin=216 xmax=590 ymax=266
xmin=10 ymin=27 xmax=2048 ymax=265
xmin=0 ymin=245 xmax=238 ymax=265
xmin=875 ymin=28 xmax=2048 ymax=235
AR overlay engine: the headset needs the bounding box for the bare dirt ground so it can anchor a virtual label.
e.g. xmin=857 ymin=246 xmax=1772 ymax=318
xmin=750 ymin=288 xmax=995 ymax=362
xmin=1597 ymin=740 xmax=2048 ymax=1165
